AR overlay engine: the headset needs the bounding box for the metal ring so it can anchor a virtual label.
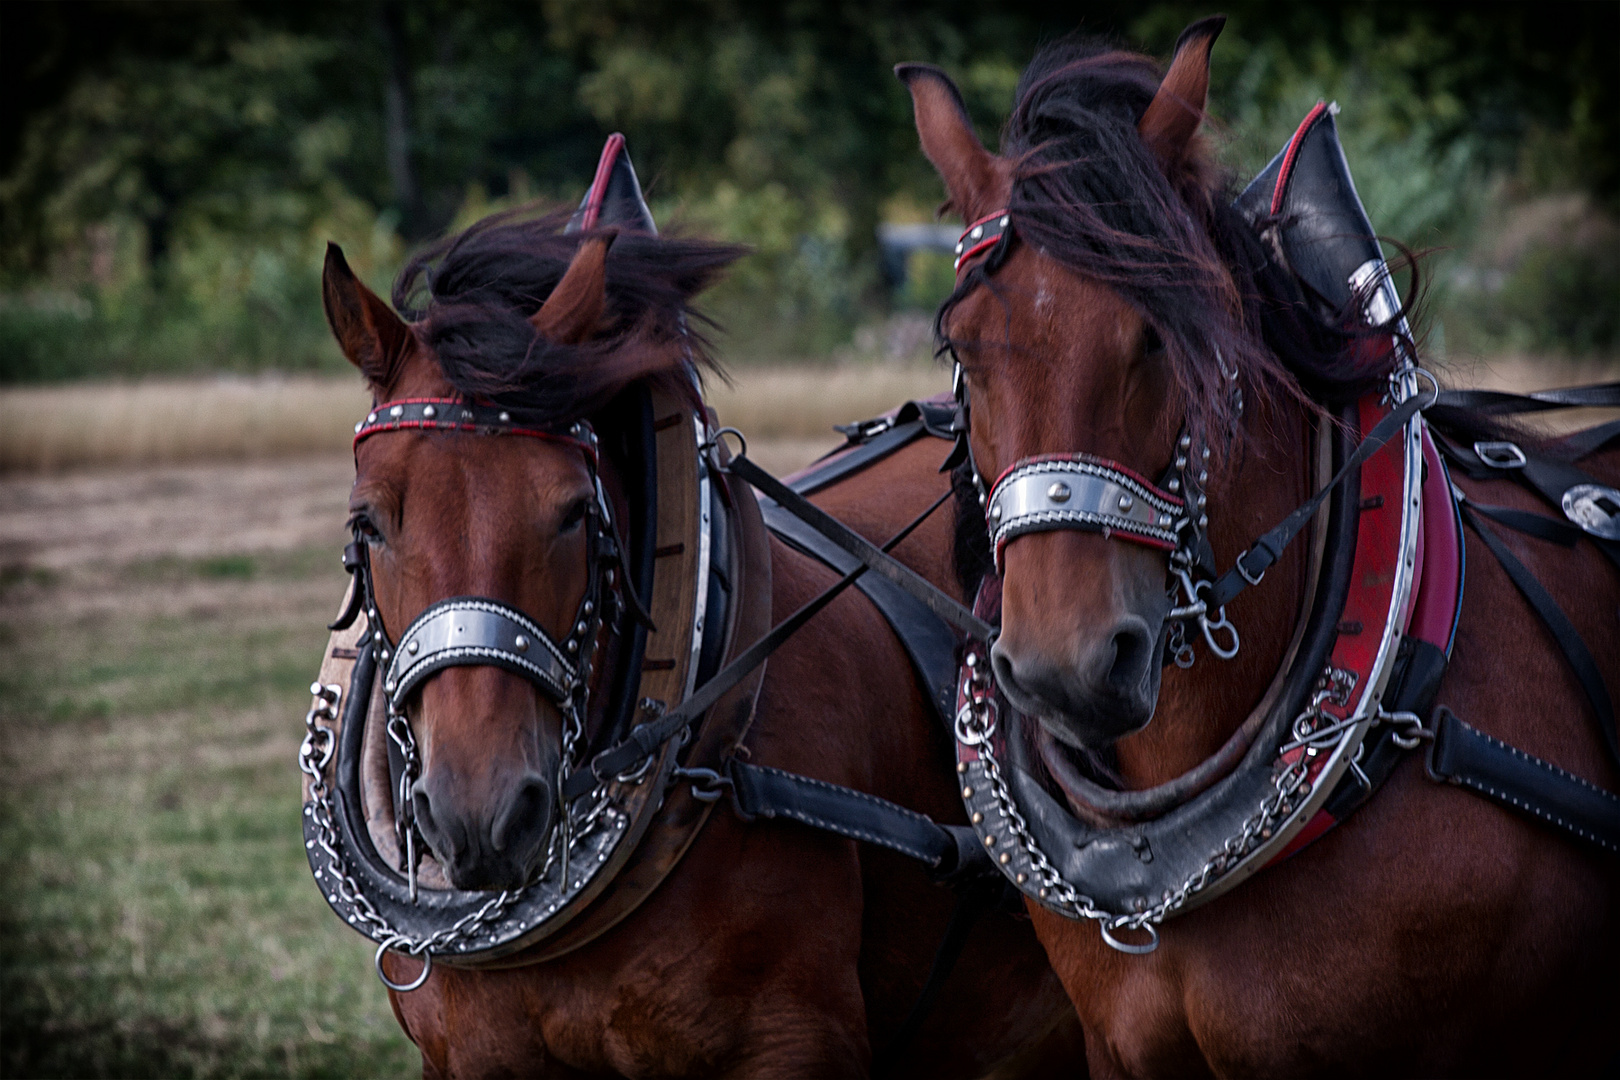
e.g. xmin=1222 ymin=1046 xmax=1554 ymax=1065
xmin=1099 ymin=918 xmax=1160 ymax=955
xmin=707 ymin=426 xmax=748 ymax=461
xmin=374 ymin=936 xmax=433 ymax=992
xmin=1407 ymin=367 xmax=1440 ymax=410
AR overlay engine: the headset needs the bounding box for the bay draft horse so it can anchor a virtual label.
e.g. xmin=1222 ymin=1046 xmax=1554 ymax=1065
xmin=319 ymin=207 xmax=1082 ymax=1077
xmin=898 ymin=18 xmax=1620 ymax=1077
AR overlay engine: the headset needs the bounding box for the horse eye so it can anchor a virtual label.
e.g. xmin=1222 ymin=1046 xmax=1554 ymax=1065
xmin=348 ymin=512 xmax=384 ymax=546
xmin=558 ymin=498 xmax=589 ymax=534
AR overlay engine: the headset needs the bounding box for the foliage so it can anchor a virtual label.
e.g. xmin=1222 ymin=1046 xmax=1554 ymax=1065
xmin=1 ymin=1 xmax=1614 ymax=381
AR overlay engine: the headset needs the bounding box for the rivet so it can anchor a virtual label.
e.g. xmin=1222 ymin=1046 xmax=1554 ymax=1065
xmin=956 ymin=761 xmax=968 ymax=773
xmin=984 ymin=834 xmax=996 ymax=847
xmin=955 ymin=242 xmax=964 ymax=254
xmin=422 ymin=405 xmax=436 ymax=419
xmin=1175 ymin=455 xmax=1188 ymax=469
xmin=971 ymin=811 xmax=983 ymax=824
xmin=499 ymin=411 xmax=511 ymax=423
xmin=354 ymin=421 xmax=364 ymax=434
xmin=1039 ymin=887 xmax=1049 ymax=898
xmin=1158 ymin=514 xmax=1171 ymax=526
xmin=1198 ymin=470 xmax=1209 ymax=484
xmin=566 ymin=640 xmax=578 ymax=653
xmin=999 ymin=215 xmax=1009 ymax=227
xmin=1048 ymin=481 xmax=1071 ymax=504
xmin=1016 ymin=872 xmax=1027 ymax=884
xmin=1117 ymin=493 xmax=1134 ymax=512
xmin=389 ymin=405 xmax=404 ymax=418
xmin=384 ymin=680 xmax=396 ymax=694
xmin=1179 ymin=434 xmax=1192 ymax=451
xmin=1196 ymin=494 xmax=1207 ymax=508
xmin=965 ymin=653 xmax=978 ymax=668
xmin=407 ymin=640 xmax=419 ymax=654
xmin=999 ymin=852 xmax=1011 ymax=865
xmin=576 ymin=621 xmax=588 ymax=635
xmin=513 ymin=635 xmax=529 ymax=652
xmin=990 ymin=505 xmax=1002 ymax=522
xmin=379 ymin=649 xmax=390 ymax=661
xmin=970 ymin=225 xmax=984 ymax=240
xmin=962 ymin=786 xmax=974 ymax=798
xmin=1167 ymin=478 xmax=1181 ymax=493
xmin=582 ymin=601 xmax=594 ymax=615
xmin=368 ymin=412 xmax=378 ymax=424
xmin=1198 ymin=514 xmax=1209 ymax=528
xmin=1202 ymin=446 xmax=1211 ymax=460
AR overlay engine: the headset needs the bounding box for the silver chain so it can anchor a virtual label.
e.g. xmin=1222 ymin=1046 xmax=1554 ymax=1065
xmin=961 ymin=654 xmax=1359 ymax=950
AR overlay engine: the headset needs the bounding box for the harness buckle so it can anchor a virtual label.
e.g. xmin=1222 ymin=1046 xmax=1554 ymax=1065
xmin=1473 ymin=440 xmax=1526 ymax=470
xmin=1235 ymin=549 xmax=1267 ymax=587
xmin=671 ymin=765 xmax=733 ymax=802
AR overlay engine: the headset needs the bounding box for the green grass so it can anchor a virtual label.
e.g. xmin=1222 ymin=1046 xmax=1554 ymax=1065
xmin=0 ymin=552 xmax=419 ymax=1078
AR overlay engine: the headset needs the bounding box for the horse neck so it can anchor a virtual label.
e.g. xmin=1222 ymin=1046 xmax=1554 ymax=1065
xmin=1113 ymin=388 xmax=1317 ymax=786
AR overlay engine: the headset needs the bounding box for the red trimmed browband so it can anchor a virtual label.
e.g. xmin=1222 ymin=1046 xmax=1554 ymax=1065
xmin=954 ymin=210 xmax=1012 ymax=272
xmin=353 ymin=398 xmax=595 ymax=461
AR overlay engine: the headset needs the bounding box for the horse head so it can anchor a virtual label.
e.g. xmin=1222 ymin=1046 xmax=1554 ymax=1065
xmin=321 ymin=190 xmax=740 ymax=891
xmin=900 ymin=18 xmax=1312 ymax=753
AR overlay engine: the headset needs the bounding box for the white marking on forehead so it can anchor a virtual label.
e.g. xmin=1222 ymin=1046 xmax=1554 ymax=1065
xmin=1035 ymin=286 xmax=1051 ymax=310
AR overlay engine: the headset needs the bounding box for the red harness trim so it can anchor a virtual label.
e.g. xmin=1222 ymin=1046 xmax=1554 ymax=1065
xmin=353 ymin=397 xmax=596 ymax=463
xmin=955 ymin=210 xmax=1011 ymax=273
xmin=577 ymin=133 xmax=627 ymax=232
xmin=1271 ymin=101 xmax=1330 ymax=216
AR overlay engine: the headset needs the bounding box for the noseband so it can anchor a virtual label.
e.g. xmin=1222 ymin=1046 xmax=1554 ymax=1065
xmin=348 ymin=398 xmax=617 ymax=905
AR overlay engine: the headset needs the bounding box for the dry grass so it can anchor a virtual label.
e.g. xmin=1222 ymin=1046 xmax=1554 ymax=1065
xmin=0 ymin=365 xmax=952 ymax=474
xmin=3 ymin=356 xmax=1614 ymax=475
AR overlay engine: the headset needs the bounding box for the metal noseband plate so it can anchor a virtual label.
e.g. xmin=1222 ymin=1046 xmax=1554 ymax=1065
xmin=987 ymin=456 xmax=1183 ymax=568
xmin=384 ymin=598 xmax=577 ymax=711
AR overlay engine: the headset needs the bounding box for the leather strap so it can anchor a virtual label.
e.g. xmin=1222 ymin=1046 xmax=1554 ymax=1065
xmin=730 ymin=454 xmax=994 ymax=643
xmin=1433 ymin=383 xmax=1620 ymax=414
xmin=1427 ymin=708 xmax=1620 ymax=854
xmin=1458 ymin=501 xmax=1619 ymax=767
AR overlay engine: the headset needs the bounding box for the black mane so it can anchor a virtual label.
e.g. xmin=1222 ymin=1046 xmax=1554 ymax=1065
xmin=393 ymin=208 xmax=745 ymax=424
xmin=941 ymin=38 xmax=1398 ymax=451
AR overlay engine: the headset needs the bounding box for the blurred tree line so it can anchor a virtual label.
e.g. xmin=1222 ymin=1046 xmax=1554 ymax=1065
xmin=2 ymin=0 xmax=1615 ymax=382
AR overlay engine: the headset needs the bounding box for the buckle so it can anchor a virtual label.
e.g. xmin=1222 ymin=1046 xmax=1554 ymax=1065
xmin=1473 ymin=440 xmax=1526 ymax=470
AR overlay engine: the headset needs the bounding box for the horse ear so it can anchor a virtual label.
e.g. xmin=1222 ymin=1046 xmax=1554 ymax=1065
xmin=1138 ymin=15 xmax=1225 ymax=170
xmin=896 ymin=63 xmax=1005 ymax=221
xmin=322 ymin=243 xmax=412 ymax=388
xmin=531 ymin=235 xmax=613 ymax=345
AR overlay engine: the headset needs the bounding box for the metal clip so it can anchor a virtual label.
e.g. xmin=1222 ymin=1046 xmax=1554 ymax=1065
xmin=1473 ymin=440 xmax=1526 ymax=470
xmin=671 ymin=765 xmax=733 ymax=803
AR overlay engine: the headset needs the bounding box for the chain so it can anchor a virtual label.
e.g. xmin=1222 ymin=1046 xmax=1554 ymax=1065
xmin=962 ymin=657 xmax=1358 ymax=950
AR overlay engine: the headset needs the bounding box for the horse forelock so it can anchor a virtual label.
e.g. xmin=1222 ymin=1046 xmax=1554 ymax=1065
xmin=956 ymin=36 xmax=1396 ymax=453
xmin=389 ymin=208 xmax=745 ymax=426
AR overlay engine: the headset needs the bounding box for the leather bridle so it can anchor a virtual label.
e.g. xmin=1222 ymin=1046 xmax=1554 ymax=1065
xmin=346 ymin=397 xmax=622 ymax=903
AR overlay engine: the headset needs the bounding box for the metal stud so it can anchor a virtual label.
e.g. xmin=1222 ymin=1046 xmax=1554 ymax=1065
xmin=1117 ymin=493 xmax=1134 ymax=512
xmin=422 ymin=405 xmax=436 ymax=419
xmin=999 ymin=215 xmax=1009 ymax=227
xmin=1175 ymin=455 xmax=1188 ymax=469
xmin=1196 ymin=494 xmax=1207 ymax=508
xmin=566 ymin=640 xmax=578 ymax=653
xmin=1039 ymin=887 xmax=1049 ymax=898
xmin=956 ymin=761 xmax=968 ymax=773
xmin=582 ymin=601 xmax=593 ymax=615
xmin=354 ymin=421 xmax=364 ymax=434
xmin=1158 ymin=514 xmax=1171 ymax=526
xmin=971 ymin=811 xmax=983 ymax=824
xmin=389 ymin=405 xmax=404 ymax=418
xmin=954 ymin=242 xmax=964 ymax=254
xmin=990 ymin=505 xmax=1002 ymax=522
xmin=513 ymin=635 xmax=528 ymax=653
xmin=1198 ymin=470 xmax=1209 ymax=484
xmin=368 ymin=412 xmax=378 ymax=424
xmin=384 ymin=679 xmax=396 ymax=694
xmin=1202 ymin=446 xmax=1211 ymax=461
xmin=407 ymin=640 xmax=419 ymax=654
xmin=1167 ymin=478 xmax=1181 ymax=493
xmin=999 ymin=852 xmax=1011 ymax=865
xmin=962 ymin=786 xmax=974 ymax=798
xmin=499 ymin=411 xmax=511 ymax=423
xmin=1179 ymin=434 xmax=1192 ymax=451
xmin=1048 ymin=482 xmax=1071 ymax=504
xmin=1198 ymin=514 xmax=1209 ymax=528
xmin=576 ymin=621 xmax=588 ymax=635
xmin=984 ymin=834 xmax=996 ymax=847
xmin=380 ymin=649 xmax=390 ymax=662
xmin=970 ymin=225 xmax=984 ymax=240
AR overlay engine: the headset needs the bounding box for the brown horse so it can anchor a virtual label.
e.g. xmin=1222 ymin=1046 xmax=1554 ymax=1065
xmin=899 ymin=20 xmax=1620 ymax=1077
xmin=318 ymin=206 xmax=1081 ymax=1077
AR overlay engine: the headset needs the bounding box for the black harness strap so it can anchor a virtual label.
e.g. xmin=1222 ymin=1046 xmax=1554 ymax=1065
xmin=729 ymin=453 xmax=994 ymax=642
xmin=1427 ymin=707 xmax=1620 ymax=854
xmin=1456 ymin=499 xmax=1619 ymax=767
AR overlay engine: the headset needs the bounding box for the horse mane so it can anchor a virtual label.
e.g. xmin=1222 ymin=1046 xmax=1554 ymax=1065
xmin=392 ymin=208 xmax=746 ymax=425
xmin=941 ymin=37 xmax=1402 ymax=451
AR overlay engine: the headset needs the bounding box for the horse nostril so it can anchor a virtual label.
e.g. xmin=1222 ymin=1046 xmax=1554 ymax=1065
xmin=1104 ymin=620 xmax=1154 ymax=696
xmin=491 ymin=775 xmax=553 ymax=853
